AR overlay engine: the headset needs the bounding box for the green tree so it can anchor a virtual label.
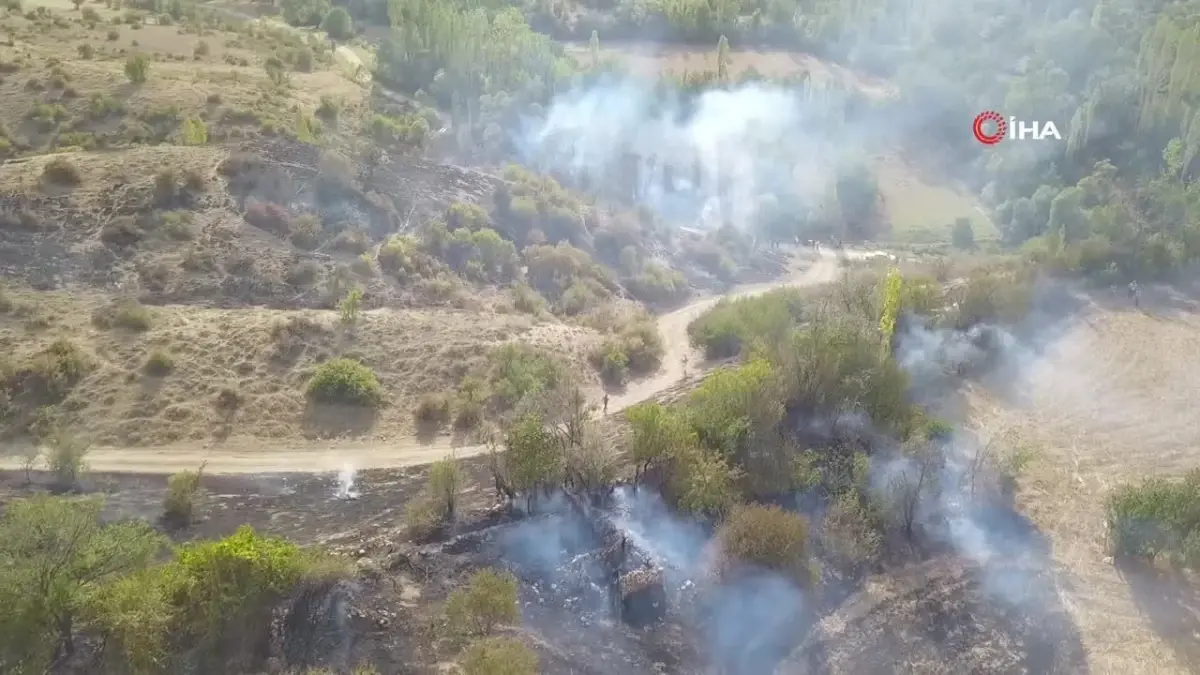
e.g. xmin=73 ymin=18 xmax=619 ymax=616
xmin=502 ymin=414 xmax=563 ymax=503
xmin=716 ymin=504 xmax=816 ymax=587
xmin=321 ymin=6 xmax=353 ymax=40
xmin=0 ymin=495 xmax=165 ymax=671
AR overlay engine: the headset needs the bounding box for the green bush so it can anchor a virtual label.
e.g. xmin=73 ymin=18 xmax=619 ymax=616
xmin=687 ymin=288 xmax=807 ymax=360
xmin=487 ymin=343 xmax=563 ymax=410
xmin=461 ymin=637 xmax=538 ymax=675
xmin=306 ymin=358 xmax=382 ymax=406
xmin=589 ymin=318 xmax=663 ymax=383
xmin=1107 ymin=470 xmax=1200 ymax=567
xmin=445 ymin=568 xmax=519 ymax=637
xmin=717 ymin=504 xmax=816 ymax=587
xmin=163 ymin=464 xmax=204 ymax=526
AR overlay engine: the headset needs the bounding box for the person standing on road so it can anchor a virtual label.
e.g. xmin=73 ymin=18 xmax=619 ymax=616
xmin=1128 ymin=280 xmax=1140 ymax=309
xmin=603 ymin=393 xmax=609 ymax=415
xmin=681 ymin=354 xmax=689 ymax=380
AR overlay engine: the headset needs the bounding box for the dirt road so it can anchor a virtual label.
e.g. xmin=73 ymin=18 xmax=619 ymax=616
xmin=0 ymin=249 xmax=861 ymax=475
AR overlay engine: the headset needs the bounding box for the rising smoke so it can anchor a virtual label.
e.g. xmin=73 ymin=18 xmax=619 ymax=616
xmin=514 ymin=75 xmax=878 ymax=234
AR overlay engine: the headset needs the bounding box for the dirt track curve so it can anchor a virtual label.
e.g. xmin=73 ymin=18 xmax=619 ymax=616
xmin=0 ymin=249 xmax=868 ymax=475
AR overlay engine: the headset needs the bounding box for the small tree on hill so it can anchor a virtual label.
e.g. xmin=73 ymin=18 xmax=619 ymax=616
xmin=321 ymin=6 xmax=353 ymax=41
xmin=124 ymin=53 xmax=149 ymax=84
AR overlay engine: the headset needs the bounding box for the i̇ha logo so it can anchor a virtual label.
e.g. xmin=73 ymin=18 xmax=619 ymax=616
xmin=973 ymin=111 xmax=1061 ymax=145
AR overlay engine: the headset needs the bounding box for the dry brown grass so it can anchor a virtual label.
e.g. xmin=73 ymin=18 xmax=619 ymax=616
xmin=0 ymin=287 xmax=604 ymax=446
xmin=0 ymin=5 xmax=366 ymax=156
xmin=967 ymin=296 xmax=1200 ymax=674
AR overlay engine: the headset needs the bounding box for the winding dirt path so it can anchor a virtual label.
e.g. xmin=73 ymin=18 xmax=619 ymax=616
xmin=0 ymin=249 xmax=863 ymax=475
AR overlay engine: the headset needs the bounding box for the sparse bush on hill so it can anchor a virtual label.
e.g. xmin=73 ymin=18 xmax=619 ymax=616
xmin=41 ymin=156 xmax=81 ymax=186
xmin=91 ymin=298 xmax=152 ymax=331
xmin=1107 ymin=470 xmax=1200 ymax=568
xmin=244 ymin=198 xmax=294 ymax=237
xmin=445 ymin=568 xmax=519 ymax=637
xmin=414 ymin=392 xmax=452 ymax=430
xmin=124 ymin=52 xmax=149 ymax=83
xmin=307 ymin=358 xmax=382 ymax=406
xmin=143 ymin=349 xmax=174 ymax=375
xmin=3 ymin=339 xmax=92 ymax=404
xmin=461 ymin=637 xmax=538 ymax=675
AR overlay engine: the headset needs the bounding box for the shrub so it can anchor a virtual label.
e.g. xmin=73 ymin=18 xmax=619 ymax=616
xmin=45 ymin=431 xmax=90 ymax=489
xmin=414 ymin=392 xmax=452 ymax=429
xmin=106 ymin=29 xmax=119 ymax=40
xmin=717 ymin=504 xmax=816 ymax=587
xmin=124 ymin=53 xmax=149 ymax=83
xmin=428 ymin=455 xmax=462 ymax=515
xmin=338 ymin=287 xmax=363 ymax=324
xmin=77 ymin=43 xmax=94 ymax=58
xmin=92 ymin=298 xmax=152 ymax=330
xmin=1107 ymin=470 xmax=1200 ymax=567
xmin=306 ymin=358 xmax=382 ymax=406
xmin=446 ymin=201 xmax=489 ymax=231
xmin=41 ymin=157 xmax=82 ymax=186
xmin=316 ymin=94 xmax=340 ymax=121
xmin=461 ymin=637 xmax=538 ymax=675
xmin=687 ymin=288 xmax=807 ymax=360
xmin=179 ymin=116 xmax=207 ymax=145
xmin=589 ymin=317 xmax=663 ymax=385
xmin=487 ymin=343 xmax=563 ymax=410
xmin=163 ymin=464 xmax=204 ymax=526
xmin=6 ymin=339 xmax=92 ymax=402
xmin=144 ymin=349 xmax=174 ymax=375
xmin=445 ymin=568 xmax=519 ymax=637
xmin=193 ymin=40 xmax=209 ymax=57
xmin=244 ymin=199 xmax=293 ymax=237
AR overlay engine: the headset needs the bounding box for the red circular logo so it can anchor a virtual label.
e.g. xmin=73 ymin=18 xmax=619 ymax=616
xmin=973 ymin=111 xmax=1006 ymax=145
